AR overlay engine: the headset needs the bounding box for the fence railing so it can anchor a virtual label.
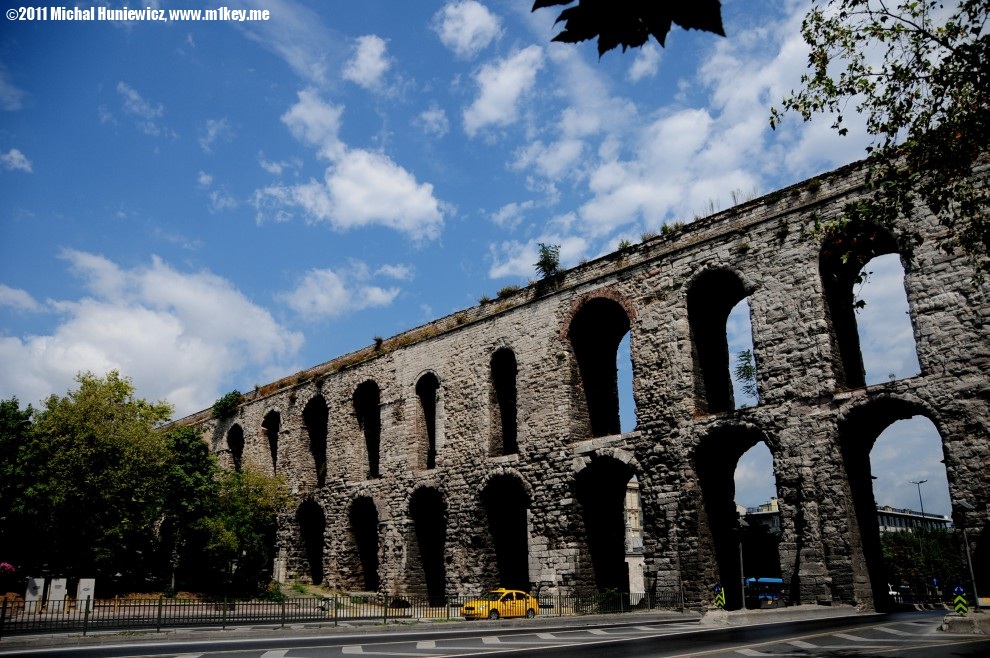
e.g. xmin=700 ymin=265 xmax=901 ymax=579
xmin=0 ymin=590 xmax=683 ymax=637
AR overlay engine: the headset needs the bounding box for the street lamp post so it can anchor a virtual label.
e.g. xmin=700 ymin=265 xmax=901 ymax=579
xmin=738 ymin=517 xmax=749 ymax=610
xmin=957 ymin=500 xmax=981 ymax=610
xmin=909 ymin=480 xmax=929 ymax=600
xmin=910 ymin=479 xmax=928 ymax=526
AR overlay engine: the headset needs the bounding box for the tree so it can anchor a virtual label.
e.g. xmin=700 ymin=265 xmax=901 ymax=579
xmin=733 ymin=349 xmax=758 ymax=399
xmin=159 ymin=425 xmax=221 ymax=593
xmin=19 ymin=371 xmax=173 ymax=586
xmin=0 ymin=397 xmax=33 ymax=572
xmin=535 ymin=242 xmax=561 ymax=280
xmin=772 ymin=0 xmax=990 ymax=277
xmin=532 ymin=0 xmax=725 ymax=57
xmin=199 ymin=469 xmax=292 ymax=594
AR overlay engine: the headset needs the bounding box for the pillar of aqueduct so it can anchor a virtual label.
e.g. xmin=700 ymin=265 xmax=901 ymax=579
xmin=177 ymin=159 xmax=989 ymax=610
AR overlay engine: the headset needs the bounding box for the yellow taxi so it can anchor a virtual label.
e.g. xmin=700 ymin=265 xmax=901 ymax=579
xmin=461 ymin=588 xmax=539 ymax=620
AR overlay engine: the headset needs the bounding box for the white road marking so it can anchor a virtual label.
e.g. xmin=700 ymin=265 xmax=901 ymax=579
xmin=788 ymin=640 xmax=818 ymax=648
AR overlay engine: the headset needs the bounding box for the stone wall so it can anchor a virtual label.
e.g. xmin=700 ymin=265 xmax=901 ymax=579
xmin=178 ymin=159 xmax=990 ymax=610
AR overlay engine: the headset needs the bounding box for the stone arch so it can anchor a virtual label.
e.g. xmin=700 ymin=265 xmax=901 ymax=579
xmin=353 ymin=380 xmax=382 ymax=478
xmin=819 ymin=222 xmax=901 ymax=389
xmin=479 ymin=471 xmax=531 ymax=590
xmin=414 ymin=372 xmax=441 ymax=470
xmin=686 ymin=267 xmax=753 ymax=414
xmin=226 ymin=423 xmax=244 ymax=472
xmin=407 ymin=485 xmax=447 ymax=605
xmin=836 ymin=395 xmax=953 ymax=610
xmin=296 ymin=497 xmax=326 ymax=586
xmin=302 ymin=394 xmax=329 ymax=489
xmin=573 ymin=451 xmax=641 ymax=595
xmin=565 ymin=295 xmax=634 ymax=438
xmin=694 ymin=423 xmax=779 ymax=610
xmin=261 ymin=409 xmax=280 ymax=475
xmin=489 ymin=347 xmax=518 ymax=456
xmin=342 ymin=495 xmax=381 ymax=592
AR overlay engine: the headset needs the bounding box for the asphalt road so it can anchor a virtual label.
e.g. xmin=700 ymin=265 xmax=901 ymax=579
xmin=1 ymin=610 xmax=988 ymax=657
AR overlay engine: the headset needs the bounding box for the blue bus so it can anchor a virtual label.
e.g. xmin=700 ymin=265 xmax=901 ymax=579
xmin=745 ymin=577 xmax=786 ymax=609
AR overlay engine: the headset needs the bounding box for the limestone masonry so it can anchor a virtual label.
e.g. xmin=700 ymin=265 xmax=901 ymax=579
xmin=176 ymin=159 xmax=989 ymax=611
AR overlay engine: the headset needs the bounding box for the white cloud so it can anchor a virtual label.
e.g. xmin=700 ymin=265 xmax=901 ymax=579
xmin=116 ymin=81 xmax=172 ymax=137
xmin=255 ymin=149 xmax=444 ymax=239
xmin=0 ymin=284 xmax=42 ymax=312
xmin=279 ymin=263 xmax=400 ymax=319
xmin=197 ymin=171 xmax=213 ymax=188
xmin=208 ymin=189 xmax=238 ymax=213
xmin=871 ymin=417 xmax=951 ymax=516
xmin=0 ymin=250 xmax=303 ymax=417
xmin=433 ymin=1 xmax=501 ymax=59
xmin=280 ymin=88 xmax=346 ymax=161
xmin=487 ymin=234 xmax=589 ymax=280
xmin=0 ymin=148 xmax=32 ymax=173
xmin=199 ymin=118 xmax=234 ymax=153
xmin=233 ymin=0 xmax=338 ymax=86
xmin=491 ymin=200 xmax=535 ymax=229
xmin=0 ymin=66 xmax=26 ymax=111
xmin=416 ymin=105 xmax=450 ymax=138
xmin=627 ymin=42 xmax=661 ymax=82
xmin=855 ymin=254 xmax=921 ymax=383
xmin=342 ymin=35 xmax=392 ymax=90
xmin=256 ymin=89 xmax=446 ymax=239
xmin=463 ymin=45 xmax=544 ymax=137
xmin=376 ymin=263 xmax=413 ymax=281
xmin=258 ymin=152 xmax=298 ymax=176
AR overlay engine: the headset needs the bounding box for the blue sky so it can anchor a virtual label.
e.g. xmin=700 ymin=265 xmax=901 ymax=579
xmin=0 ymin=0 xmax=950 ymax=514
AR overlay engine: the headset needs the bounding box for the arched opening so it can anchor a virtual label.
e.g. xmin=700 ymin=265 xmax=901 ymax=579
xmin=408 ymin=487 xmax=447 ymax=605
xmin=226 ymin=424 xmax=244 ymax=472
xmin=839 ymin=402 xmax=967 ymax=610
xmin=574 ymin=455 xmax=638 ymax=595
xmin=727 ymin=299 xmax=759 ymax=408
xmin=696 ymin=426 xmax=779 ymax=610
xmin=296 ymin=498 xmax=325 ymax=586
xmin=820 ymin=222 xmax=900 ymax=389
xmin=415 ymin=373 xmax=440 ymax=469
xmin=567 ymin=297 xmax=632 ymax=438
xmin=490 ymin=348 xmax=518 ymax=456
xmin=346 ymin=496 xmax=381 ymax=592
xmin=303 ymin=395 xmax=329 ymax=488
xmin=851 ymin=253 xmax=920 ymax=384
xmin=734 ymin=443 xmax=782 ymax=599
xmin=618 ymin=333 xmax=635 ymax=432
xmin=480 ymin=474 xmax=530 ymax=590
xmin=353 ymin=381 xmax=382 ymax=478
xmin=687 ymin=269 xmax=749 ymax=414
xmin=262 ymin=411 xmax=280 ymax=474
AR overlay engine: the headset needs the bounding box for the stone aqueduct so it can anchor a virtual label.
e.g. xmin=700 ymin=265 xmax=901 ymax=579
xmin=179 ymin=160 xmax=989 ymax=611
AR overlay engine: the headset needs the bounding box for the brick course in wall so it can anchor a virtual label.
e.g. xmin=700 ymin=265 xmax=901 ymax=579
xmin=176 ymin=159 xmax=989 ymax=611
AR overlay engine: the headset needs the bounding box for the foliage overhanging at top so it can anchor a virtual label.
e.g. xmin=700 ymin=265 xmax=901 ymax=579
xmin=532 ymin=0 xmax=725 ymax=57
xmin=772 ymin=0 xmax=990 ymax=277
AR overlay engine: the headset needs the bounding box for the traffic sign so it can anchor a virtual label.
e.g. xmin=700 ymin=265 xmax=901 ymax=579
xmin=713 ymin=583 xmax=725 ymax=608
xmin=954 ymin=589 xmax=969 ymax=616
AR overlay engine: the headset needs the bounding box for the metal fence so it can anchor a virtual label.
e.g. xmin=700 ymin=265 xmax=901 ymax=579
xmin=0 ymin=590 xmax=683 ymax=637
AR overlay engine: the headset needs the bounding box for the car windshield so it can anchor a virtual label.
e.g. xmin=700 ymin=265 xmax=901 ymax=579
xmin=479 ymin=592 xmax=504 ymax=601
